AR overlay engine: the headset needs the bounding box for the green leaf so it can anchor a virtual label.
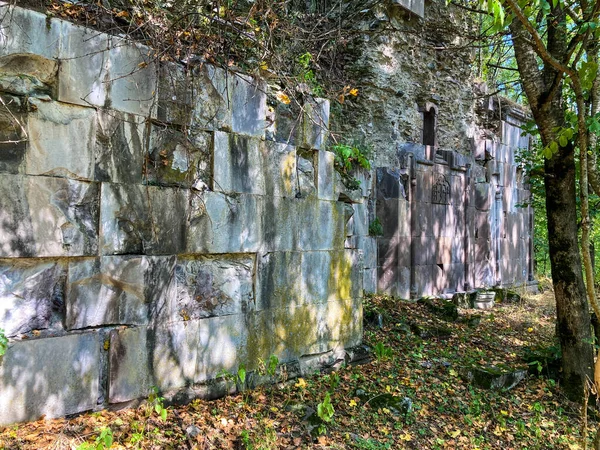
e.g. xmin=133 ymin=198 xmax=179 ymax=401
xmin=161 ymin=408 xmax=167 ymax=421
xmin=558 ymin=135 xmax=567 ymax=147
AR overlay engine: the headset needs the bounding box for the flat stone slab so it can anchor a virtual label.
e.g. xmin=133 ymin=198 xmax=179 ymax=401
xmin=95 ymin=109 xmax=145 ymax=184
xmin=0 ymin=259 xmax=66 ymax=337
xmin=169 ymin=255 xmax=255 ymax=321
xmin=0 ymin=174 xmax=99 ymax=257
xmin=0 ymin=332 xmax=100 ymax=426
xmin=0 ymin=5 xmax=61 ymax=59
xmin=66 ymin=256 xmax=177 ymax=330
xmin=463 ymin=365 xmax=528 ymax=391
xmin=100 ymin=183 xmax=188 ymax=255
xmin=25 ymin=99 xmax=96 ymax=180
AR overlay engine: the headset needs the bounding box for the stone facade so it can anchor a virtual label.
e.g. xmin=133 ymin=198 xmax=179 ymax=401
xmin=0 ymin=5 xmax=368 ymax=426
xmin=0 ymin=2 xmax=534 ymax=426
xmin=375 ymin=112 xmax=534 ymax=298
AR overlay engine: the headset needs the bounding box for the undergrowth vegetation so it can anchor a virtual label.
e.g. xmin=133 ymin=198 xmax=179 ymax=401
xmin=1 ymin=289 xmax=594 ymax=449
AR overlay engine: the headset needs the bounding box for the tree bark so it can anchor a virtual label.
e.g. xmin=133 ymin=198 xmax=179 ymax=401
xmin=545 ymin=142 xmax=595 ymax=401
xmin=509 ymin=12 xmax=595 ymax=401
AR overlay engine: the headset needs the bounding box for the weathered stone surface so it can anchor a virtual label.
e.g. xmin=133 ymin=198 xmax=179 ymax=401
xmin=108 ymin=37 xmax=156 ymax=116
xmin=95 ymin=109 xmax=145 ymax=184
xmin=347 ymin=202 xmax=369 ymax=237
xmin=464 ymin=365 xmax=527 ymax=391
xmin=0 ymin=6 xmax=61 ymax=58
xmin=187 ymin=191 xmax=262 ymax=254
xmin=66 ymin=256 xmax=176 ymax=330
xmin=0 ymin=332 xmax=100 ymax=425
xmin=256 ymin=251 xmax=303 ymax=311
xmin=0 ymin=175 xmax=99 ymax=257
xmin=326 ymin=295 xmax=363 ymax=349
xmin=474 ymin=182 xmax=491 ymax=211
xmin=263 ymin=140 xmax=298 ymax=198
xmin=213 ymin=132 xmax=265 ymax=195
xmin=270 ymin=101 xmax=301 ymax=144
xmin=272 ymin=302 xmax=328 ymax=361
xmin=317 ymin=150 xmax=335 ymax=201
xmin=0 ymin=95 xmax=27 ymax=173
xmin=0 ymin=53 xmax=57 ymax=97
xmin=191 ymin=64 xmax=231 ymax=131
xmin=146 ymin=125 xmax=212 ymax=188
xmin=300 ymin=98 xmax=329 ymax=150
xmin=108 ymin=326 xmax=152 ymax=403
xmin=155 ymin=62 xmax=193 ymax=125
xmin=169 ymin=255 xmax=254 ymax=321
xmin=296 ymin=199 xmax=345 ymax=251
xmin=363 ymin=268 xmax=377 ymax=294
xmin=152 ymin=320 xmax=200 ymax=390
xmin=100 ymin=183 xmax=187 ymax=255
xmin=26 ymin=99 xmax=96 ymax=179
xmin=196 ymin=314 xmax=249 ymax=381
xmin=0 ymin=259 xmax=66 ymax=336
xmin=230 ymin=73 xmax=266 ymax=138
xmin=58 ymin=22 xmax=111 ymax=108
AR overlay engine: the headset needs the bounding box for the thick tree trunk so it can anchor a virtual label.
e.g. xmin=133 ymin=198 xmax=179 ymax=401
xmin=545 ymin=142 xmax=595 ymax=401
xmin=509 ymin=14 xmax=595 ymax=402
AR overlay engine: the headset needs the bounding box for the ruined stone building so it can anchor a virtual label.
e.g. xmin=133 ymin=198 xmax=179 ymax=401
xmin=0 ymin=0 xmax=533 ymax=425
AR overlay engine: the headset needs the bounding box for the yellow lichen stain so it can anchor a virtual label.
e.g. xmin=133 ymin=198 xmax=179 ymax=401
xmin=281 ymin=152 xmax=296 ymax=195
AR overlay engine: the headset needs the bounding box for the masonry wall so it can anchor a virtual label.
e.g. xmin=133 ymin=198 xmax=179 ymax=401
xmin=375 ymin=111 xmax=534 ymax=298
xmin=0 ymin=5 xmax=371 ymax=425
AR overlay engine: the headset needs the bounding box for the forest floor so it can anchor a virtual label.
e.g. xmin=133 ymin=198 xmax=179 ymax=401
xmin=0 ymin=285 xmax=597 ymax=449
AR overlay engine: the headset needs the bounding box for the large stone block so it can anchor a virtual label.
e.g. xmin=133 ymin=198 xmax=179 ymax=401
xmin=170 ymin=255 xmax=254 ymax=321
xmin=0 ymin=175 xmax=99 ymax=257
xmin=213 ymin=132 xmax=265 ymax=195
xmin=66 ymin=256 xmax=176 ymax=330
xmin=263 ymin=140 xmax=298 ymax=198
xmin=230 ymin=73 xmax=266 ymax=138
xmin=0 ymin=259 xmax=66 ymax=337
xmin=146 ymin=125 xmax=212 ymax=188
xmin=261 ymin=195 xmax=297 ymax=252
xmin=0 ymin=5 xmax=61 ymax=58
xmin=474 ymin=182 xmax=491 ymax=211
xmin=187 ymin=191 xmax=262 ymax=254
xmin=108 ymin=326 xmax=152 ymax=403
xmin=348 ymin=202 xmax=369 ymax=237
xmin=196 ymin=314 xmax=249 ymax=381
xmin=363 ymin=267 xmax=377 ymax=294
xmin=108 ymin=37 xmax=156 ymax=116
xmin=325 ymin=295 xmax=362 ymax=349
xmin=191 ymin=64 xmax=231 ymax=131
xmin=300 ymin=98 xmax=329 ymax=150
xmin=412 ymin=202 xmax=432 ymax=237
xmin=152 ymin=320 xmax=200 ymax=390
xmin=0 ymin=332 xmax=100 ymax=425
xmin=0 ymin=53 xmax=58 ymax=97
xmin=317 ymin=150 xmax=335 ymax=201
xmin=95 ymin=109 xmax=145 ymax=184
xmin=269 ymin=101 xmax=301 ymax=145
xmin=256 ymin=251 xmax=303 ymax=311
xmin=295 ymin=199 xmax=345 ymax=251
xmin=58 ymin=22 xmax=111 ymax=108
xmin=100 ymin=183 xmax=187 ymax=255
xmin=271 ymin=302 xmax=328 ymax=361
xmin=26 ymin=99 xmax=96 ymax=180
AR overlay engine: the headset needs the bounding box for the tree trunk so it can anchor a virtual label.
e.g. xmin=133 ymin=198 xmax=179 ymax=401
xmin=545 ymin=142 xmax=595 ymax=401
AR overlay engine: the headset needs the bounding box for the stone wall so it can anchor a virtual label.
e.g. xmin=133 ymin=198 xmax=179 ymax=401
xmin=0 ymin=4 xmax=370 ymax=425
xmin=375 ymin=105 xmax=534 ymax=298
xmin=332 ymin=0 xmax=478 ymax=167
